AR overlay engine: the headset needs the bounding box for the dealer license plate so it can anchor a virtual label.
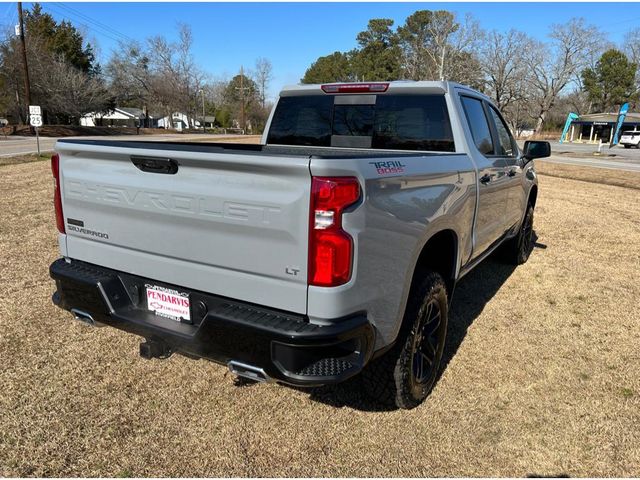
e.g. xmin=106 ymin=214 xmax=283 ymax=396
xmin=145 ymin=284 xmax=191 ymax=322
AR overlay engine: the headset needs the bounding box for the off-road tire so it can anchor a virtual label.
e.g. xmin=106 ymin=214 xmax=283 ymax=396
xmin=362 ymin=271 xmax=448 ymax=409
xmin=503 ymin=203 xmax=534 ymax=265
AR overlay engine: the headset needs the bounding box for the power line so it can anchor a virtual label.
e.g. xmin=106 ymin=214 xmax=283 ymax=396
xmin=39 ymin=3 xmax=131 ymax=46
xmin=52 ymin=2 xmax=136 ymax=43
xmin=597 ymin=16 xmax=640 ymax=29
xmin=41 ymin=3 xmax=126 ymax=44
xmin=4 ymin=3 xmax=18 ymax=30
xmin=2 ymin=3 xmax=13 ymax=21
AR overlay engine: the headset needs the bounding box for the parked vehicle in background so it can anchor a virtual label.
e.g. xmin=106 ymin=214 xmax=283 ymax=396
xmin=620 ymin=129 xmax=640 ymax=148
xmin=49 ymin=81 xmax=550 ymax=408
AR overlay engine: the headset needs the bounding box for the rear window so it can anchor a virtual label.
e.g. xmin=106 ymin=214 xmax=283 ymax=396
xmin=267 ymin=94 xmax=455 ymax=152
xmin=266 ymin=95 xmax=333 ymax=146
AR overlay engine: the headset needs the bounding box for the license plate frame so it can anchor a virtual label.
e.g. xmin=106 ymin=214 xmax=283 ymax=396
xmin=145 ymin=284 xmax=191 ymax=322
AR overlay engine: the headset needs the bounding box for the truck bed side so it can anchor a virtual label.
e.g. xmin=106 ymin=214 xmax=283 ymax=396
xmin=307 ymin=152 xmax=477 ymax=346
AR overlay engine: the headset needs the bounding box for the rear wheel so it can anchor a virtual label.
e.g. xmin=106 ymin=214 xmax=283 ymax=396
xmin=503 ymin=203 xmax=534 ymax=265
xmin=624 ymin=144 xmax=632 ymax=149
xmin=362 ymin=271 xmax=448 ymax=409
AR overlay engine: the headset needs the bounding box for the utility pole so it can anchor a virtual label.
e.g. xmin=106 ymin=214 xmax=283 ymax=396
xmin=17 ymin=2 xmax=31 ymax=122
xmin=201 ymin=88 xmax=206 ymax=133
xmin=235 ymin=66 xmax=250 ymax=134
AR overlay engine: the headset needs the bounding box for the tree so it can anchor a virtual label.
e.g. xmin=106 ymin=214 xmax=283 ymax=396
xmin=397 ymin=10 xmax=433 ymax=80
xmin=582 ymin=49 xmax=638 ymax=112
xmin=37 ymin=55 xmax=113 ymax=120
xmin=480 ymin=30 xmax=529 ymax=110
xmin=106 ymin=24 xmax=204 ymax=127
xmin=25 ymin=4 xmax=97 ymax=74
xmin=623 ymin=28 xmax=640 ymax=94
xmin=301 ymin=11 xmax=482 ymax=85
xmin=0 ymin=3 xmax=106 ymax=124
xmin=301 ymin=51 xmax=354 ymax=83
xmin=351 ymin=19 xmax=402 ymax=81
xmin=478 ymin=29 xmax=536 ymax=129
xmin=625 ymin=28 xmax=640 ymax=65
xmin=253 ymin=57 xmax=272 ymax=108
xmin=526 ymin=18 xmax=605 ymax=134
xmin=224 ymin=72 xmax=259 ymax=131
xmin=396 ymin=10 xmax=482 ymax=84
xmin=448 ymin=50 xmax=483 ymax=89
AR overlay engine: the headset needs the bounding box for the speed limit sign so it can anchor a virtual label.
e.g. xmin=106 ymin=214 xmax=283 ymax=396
xmin=29 ymin=114 xmax=42 ymax=127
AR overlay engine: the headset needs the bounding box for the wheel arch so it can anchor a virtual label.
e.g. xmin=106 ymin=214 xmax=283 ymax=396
xmin=378 ymin=228 xmax=459 ymax=357
xmin=528 ymin=184 xmax=538 ymax=208
xmin=410 ymin=229 xmax=459 ymax=299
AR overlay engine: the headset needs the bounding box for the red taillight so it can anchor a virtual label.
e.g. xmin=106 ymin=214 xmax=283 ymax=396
xmin=321 ymin=83 xmax=389 ymax=94
xmin=309 ymin=177 xmax=360 ymax=287
xmin=51 ymin=153 xmax=65 ymax=233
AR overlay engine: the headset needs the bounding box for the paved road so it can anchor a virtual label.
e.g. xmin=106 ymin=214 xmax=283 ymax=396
xmin=0 ymin=136 xmax=58 ymax=157
xmin=0 ymin=134 xmax=250 ymax=157
xmin=549 ymin=140 xmax=640 ymax=163
xmin=540 ymin=154 xmax=640 ymax=173
xmin=537 ymin=140 xmax=640 ymax=172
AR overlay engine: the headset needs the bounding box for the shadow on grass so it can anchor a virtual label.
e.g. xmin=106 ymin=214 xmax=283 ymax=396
xmin=302 ymin=256 xmax=517 ymax=412
xmin=239 ymin=233 xmax=542 ymax=412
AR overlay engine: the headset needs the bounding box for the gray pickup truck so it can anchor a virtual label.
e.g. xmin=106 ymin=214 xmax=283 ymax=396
xmin=50 ymin=81 xmax=550 ymax=408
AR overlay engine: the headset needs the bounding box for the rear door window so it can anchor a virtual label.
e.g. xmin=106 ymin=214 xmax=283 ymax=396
xmin=267 ymin=93 xmax=455 ymax=152
xmin=460 ymin=96 xmax=494 ymax=155
xmin=373 ymin=95 xmax=454 ymax=151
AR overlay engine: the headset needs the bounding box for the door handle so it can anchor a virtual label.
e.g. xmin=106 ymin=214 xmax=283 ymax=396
xmin=507 ymin=168 xmax=517 ymax=177
xmin=479 ymin=173 xmax=491 ymax=184
xmin=131 ymin=156 xmax=179 ymax=174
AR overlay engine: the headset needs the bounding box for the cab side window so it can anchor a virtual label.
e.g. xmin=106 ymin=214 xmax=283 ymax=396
xmin=488 ymin=106 xmax=516 ymax=157
xmin=460 ymin=96 xmax=494 ymax=155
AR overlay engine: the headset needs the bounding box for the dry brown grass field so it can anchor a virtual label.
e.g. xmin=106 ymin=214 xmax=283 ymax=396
xmin=0 ymin=152 xmax=639 ymax=477
xmin=535 ymin=160 xmax=640 ymax=191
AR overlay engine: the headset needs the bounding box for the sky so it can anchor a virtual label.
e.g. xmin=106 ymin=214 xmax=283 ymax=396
xmin=4 ymin=1 xmax=640 ymax=100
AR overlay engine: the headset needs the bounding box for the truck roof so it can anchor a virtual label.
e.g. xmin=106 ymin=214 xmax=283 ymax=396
xmin=279 ymin=80 xmax=485 ymax=98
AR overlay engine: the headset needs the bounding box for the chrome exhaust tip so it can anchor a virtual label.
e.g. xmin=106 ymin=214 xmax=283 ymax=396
xmin=70 ymin=308 xmax=103 ymax=327
xmin=228 ymin=361 xmax=272 ymax=383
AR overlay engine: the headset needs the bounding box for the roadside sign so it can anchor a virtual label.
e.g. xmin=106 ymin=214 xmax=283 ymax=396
xmin=29 ymin=114 xmax=43 ymax=128
xmin=29 ymin=110 xmax=43 ymax=155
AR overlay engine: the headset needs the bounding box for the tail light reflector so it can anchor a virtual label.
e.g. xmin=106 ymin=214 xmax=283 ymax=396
xmin=309 ymin=177 xmax=360 ymax=287
xmin=51 ymin=153 xmax=65 ymax=233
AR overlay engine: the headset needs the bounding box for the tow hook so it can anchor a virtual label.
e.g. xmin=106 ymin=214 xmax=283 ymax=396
xmin=139 ymin=339 xmax=172 ymax=359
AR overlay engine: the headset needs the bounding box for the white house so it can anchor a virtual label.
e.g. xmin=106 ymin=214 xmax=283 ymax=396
xmin=80 ymin=107 xmax=147 ymax=127
xmin=155 ymin=112 xmax=199 ymax=131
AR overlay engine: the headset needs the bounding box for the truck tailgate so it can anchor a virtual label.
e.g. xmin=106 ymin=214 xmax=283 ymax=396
xmin=56 ymin=141 xmax=311 ymax=314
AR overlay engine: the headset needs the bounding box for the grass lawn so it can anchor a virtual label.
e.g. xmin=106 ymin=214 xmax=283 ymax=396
xmin=0 ymin=152 xmax=638 ymax=476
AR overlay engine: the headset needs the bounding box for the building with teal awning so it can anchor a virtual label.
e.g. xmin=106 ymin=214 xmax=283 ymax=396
xmin=565 ymin=112 xmax=640 ymax=144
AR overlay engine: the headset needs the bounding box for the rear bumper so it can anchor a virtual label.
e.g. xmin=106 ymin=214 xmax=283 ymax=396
xmin=50 ymin=258 xmax=375 ymax=386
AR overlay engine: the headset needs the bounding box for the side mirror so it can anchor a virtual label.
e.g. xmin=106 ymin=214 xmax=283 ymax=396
xmin=522 ymin=140 xmax=551 ymax=162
